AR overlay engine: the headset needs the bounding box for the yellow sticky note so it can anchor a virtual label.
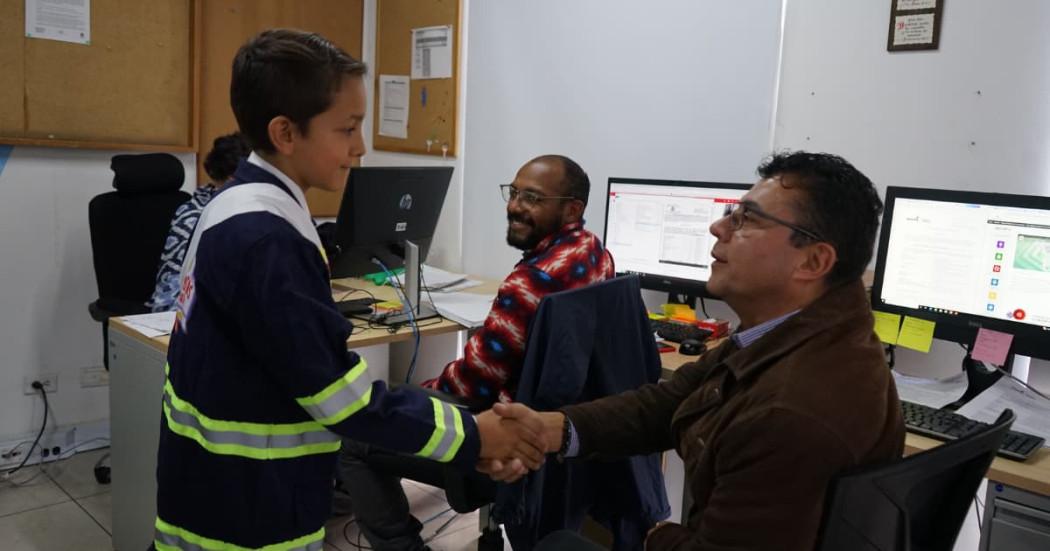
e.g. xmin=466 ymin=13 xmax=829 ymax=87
xmin=872 ymin=311 xmax=901 ymax=345
xmin=897 ymin=316 xmax=936 ymax=353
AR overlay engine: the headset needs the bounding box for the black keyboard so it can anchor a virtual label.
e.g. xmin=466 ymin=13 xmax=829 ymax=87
xmin=901 ymin=400 xmax=1045 ymax=461
xmin=650 ymin=319 xmax=713 ymax=343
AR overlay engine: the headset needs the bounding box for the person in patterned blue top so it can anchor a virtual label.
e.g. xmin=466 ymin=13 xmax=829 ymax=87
xmin=146 ymin=132 xmax=250 ymax=312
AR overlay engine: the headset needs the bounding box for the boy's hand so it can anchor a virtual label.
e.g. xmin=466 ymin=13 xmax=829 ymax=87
xmin=476 ymin=457 xmax=529 ymax=482
xmin=476 ymin=403 xmax=546 ymax=469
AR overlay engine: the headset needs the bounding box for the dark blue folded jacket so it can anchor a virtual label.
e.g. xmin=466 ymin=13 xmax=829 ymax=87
xmin=494 ymin=275 xmax=670 ymax=550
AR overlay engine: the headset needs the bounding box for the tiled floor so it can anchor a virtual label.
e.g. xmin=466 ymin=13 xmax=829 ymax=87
xmin=0 ymin=449 xmax=113 ymax=551
xmin=0 ymin=449 xmax=489 ymax=551
xmin=0 ymin=447 xmax=988 ymax=551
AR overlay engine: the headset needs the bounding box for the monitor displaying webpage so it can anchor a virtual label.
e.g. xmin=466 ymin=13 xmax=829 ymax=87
xmin=879 ymin=197 xmax=1050 ymax=329
xmin=605 ymin=181 xmax=748 ymax=283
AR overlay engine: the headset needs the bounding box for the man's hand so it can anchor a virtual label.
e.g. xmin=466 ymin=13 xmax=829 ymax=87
xmin=476 ymin=403 xmax=547 ymax=469
xmin=475 ymin=403 xmax=575 ymax=482
xmin=493 ymin=402 xmax=567 ymax=453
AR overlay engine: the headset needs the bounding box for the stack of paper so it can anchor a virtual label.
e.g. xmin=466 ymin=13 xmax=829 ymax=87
xmin=119 ymin=311 xmax=177 ymax=338
xmin=956 ymin=377 xmax=1050 ymax=446
xmin=391 ymin=264 xmax=482 ymax=293
xmin=892 ymin=371 xmax=968 ymax=409
xmin=428 ymin=291 xmax=495 ymax=328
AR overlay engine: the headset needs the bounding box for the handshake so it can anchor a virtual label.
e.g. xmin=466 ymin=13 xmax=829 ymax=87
xmin=475 ymin=403 xmax=566 ymax=482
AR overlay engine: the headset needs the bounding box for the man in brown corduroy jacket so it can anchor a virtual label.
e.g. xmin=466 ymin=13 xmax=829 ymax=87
xmin=482 ymin=151 xmax=906 ymax=550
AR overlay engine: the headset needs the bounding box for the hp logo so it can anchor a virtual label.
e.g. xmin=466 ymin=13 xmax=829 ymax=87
xmin=399 ymin=194 xmax=413 ymax=210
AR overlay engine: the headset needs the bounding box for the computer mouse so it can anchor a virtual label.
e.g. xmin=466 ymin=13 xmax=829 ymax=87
xmin=678 ymin=338 xmax=706 ymax=356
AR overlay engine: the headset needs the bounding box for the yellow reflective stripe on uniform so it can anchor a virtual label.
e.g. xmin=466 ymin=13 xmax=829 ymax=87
xmin=162 ymin=377 xmax=340 ymax=460
xmin=155 ymin=517 xmax=324 ymax=550
xmin=295 ymin=358 xmax=374 ymax=425
xmin=415 ymin=397 xmax=467 ymax=463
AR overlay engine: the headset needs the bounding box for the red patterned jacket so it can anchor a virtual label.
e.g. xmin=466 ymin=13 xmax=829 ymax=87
xmin=425 ymin=222 xmax=614 ymax=404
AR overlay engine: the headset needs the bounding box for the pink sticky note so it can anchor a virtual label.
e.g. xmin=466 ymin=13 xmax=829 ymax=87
xmin=970 ymin=328 xmax=1014 ymax=366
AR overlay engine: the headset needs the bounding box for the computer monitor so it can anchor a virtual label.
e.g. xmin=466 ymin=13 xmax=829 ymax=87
xmin=330 ymin=166 xmax=453 ymax=323
xmin=871 ymin=186 xmax=1050 ymax=361
xmin=603 ymin=177 xmax=751 ymax=300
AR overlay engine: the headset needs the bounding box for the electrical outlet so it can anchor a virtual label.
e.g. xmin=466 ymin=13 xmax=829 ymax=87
xmin=80 ymin=365 xmax=109 ymax=388
xmin=23 ymin=373 xmax=58 ymax=395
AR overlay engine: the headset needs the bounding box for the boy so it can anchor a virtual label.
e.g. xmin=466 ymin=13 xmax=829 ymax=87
xmin=154 ymin=29 xmax=541 ymax=550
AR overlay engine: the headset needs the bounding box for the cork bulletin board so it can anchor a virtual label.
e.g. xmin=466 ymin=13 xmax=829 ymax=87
xmin=0 ymin=0 xmax=199 ymax=152
xmin=373 ymin=0 xmax=460 ymax=157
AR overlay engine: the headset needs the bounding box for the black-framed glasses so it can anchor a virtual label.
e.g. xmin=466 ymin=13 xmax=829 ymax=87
xmin=499 ymin=184 xmax=579 ymax=207
xmin=726 ymin=202 xmax=824 ymax=242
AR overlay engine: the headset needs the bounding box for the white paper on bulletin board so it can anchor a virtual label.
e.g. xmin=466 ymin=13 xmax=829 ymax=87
xmin=25 ymin=0 xmax=91 ymax=45
xmin=378 ymin=74 xmax=410 ymax=139
xmin=412 ymin=25 xmax=453 ymax=80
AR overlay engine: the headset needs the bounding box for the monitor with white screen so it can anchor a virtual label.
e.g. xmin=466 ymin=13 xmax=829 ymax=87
xmin=871 ymin=186 xmax=1050 ymax=361
xmin=603 ymin=178 xmax=750 ymax=299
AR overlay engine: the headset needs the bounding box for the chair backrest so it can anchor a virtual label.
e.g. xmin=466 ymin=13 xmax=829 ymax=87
xmin=514 ymin=274 xmax=662 ymax=410
xmin=88 ymin=153 xmax=189 ymax=314
xmin=814 ymin=409 xmax=1015 ymax=551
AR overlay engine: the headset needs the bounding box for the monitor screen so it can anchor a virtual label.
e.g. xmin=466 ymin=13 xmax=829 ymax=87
xmin=872 ymin=186 xmax=1050 ymax=360
xmin=330 ymin=166 xmax=453 ymax=279
xmin=603 ymin=178 xmax=750 ymax=297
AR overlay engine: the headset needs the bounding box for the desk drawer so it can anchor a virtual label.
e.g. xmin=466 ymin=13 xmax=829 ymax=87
xmin=986 ymin=498 xmax=1050 ymax=551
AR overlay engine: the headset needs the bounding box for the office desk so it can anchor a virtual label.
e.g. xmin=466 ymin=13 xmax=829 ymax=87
xmin=108 ymin=277 xmax=496 ymax=551
xmin=659 ymin=347 xmax=1050 ymax=549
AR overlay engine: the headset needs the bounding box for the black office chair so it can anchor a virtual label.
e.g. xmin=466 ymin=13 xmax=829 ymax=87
xmin=88 ymin=153 xmax=189 ymax=368
xmin=814 ymin=409 xmax=1015 ymax=551
xmin=368 ymin=275 xmax=667 ymax=550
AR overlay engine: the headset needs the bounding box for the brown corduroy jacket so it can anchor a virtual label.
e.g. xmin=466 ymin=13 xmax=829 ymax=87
xmin=563 ymin=281 xmax=905 ymax=550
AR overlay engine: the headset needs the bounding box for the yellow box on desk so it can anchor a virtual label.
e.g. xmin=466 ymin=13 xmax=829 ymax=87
xmin=661 ymin=304 xmax=696 ymax=321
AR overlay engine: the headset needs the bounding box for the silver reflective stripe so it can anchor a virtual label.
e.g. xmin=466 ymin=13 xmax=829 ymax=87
xmin=155 ymin=529 xmax=204 ymax=551
xmin=427 ymin=401 xmax=461 ymax=461
xmin=297 ymin=363 xmax=375 ymax=425
xmin=163 ymin=392 xmax=339 ymax=450
xmin=154 ymin=529 xmax=324 ymax=551
xmin=417 ymin=396 xmax=464 ymax=461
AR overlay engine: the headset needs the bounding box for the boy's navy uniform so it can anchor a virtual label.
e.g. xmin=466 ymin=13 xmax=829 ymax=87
xmin=155 ymin=154 xmax=480 ymax=550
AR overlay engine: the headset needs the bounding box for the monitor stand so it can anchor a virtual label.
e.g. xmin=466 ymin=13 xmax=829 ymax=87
xmin=382 ymin=239 xmax=440 ymax=325
xmin=667 ymin=293 xmax=698 ymax=311
xmin=946 ymin=350 xmax=1008 ymax=410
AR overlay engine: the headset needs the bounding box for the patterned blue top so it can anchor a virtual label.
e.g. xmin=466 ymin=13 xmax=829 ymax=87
xmin=146 ymin=185 xmax=219 ymax=312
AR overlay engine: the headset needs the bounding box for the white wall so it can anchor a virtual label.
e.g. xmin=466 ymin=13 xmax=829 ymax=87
xmin=460 ymin=0 xmax=785 ymax=280
xmin=0 ymin=146 xmax=196 ymax=440
xmin=773 ymin=0 xmax=1050 ymax=385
